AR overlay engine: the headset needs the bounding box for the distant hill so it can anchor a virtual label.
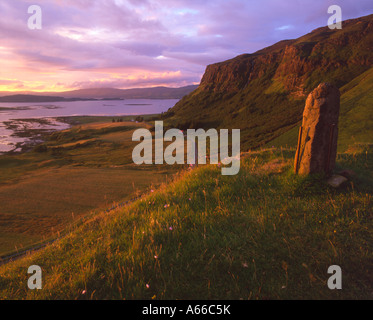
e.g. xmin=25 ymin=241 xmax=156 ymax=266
xmin=0 ymin=95 xmax=95 ymax=103
xmin=57 ymin=85 xmax=199 ymax=99
xmin=0 ymin=85 xmax=199 ymax=101
xmin=165 ymin=14 xmax=373 ymax=151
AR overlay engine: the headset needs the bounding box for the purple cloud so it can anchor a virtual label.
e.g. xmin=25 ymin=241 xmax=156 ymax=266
xmin=0 ymin=0 xmax=372 ymax=90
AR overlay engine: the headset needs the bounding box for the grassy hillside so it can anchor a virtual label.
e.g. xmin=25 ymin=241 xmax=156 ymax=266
xmin=164 ymin=14 xmax=373 ymax=151
xmin=338 ymin=67 xmax=373 ymax=150
xmin=266 ymin=67 xmax=373 ymax=151
xmin=0 ymin=146 xmax=371 ymax=299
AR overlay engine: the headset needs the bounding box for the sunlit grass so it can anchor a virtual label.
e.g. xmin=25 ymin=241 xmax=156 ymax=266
xmin=0 ymin=146 xmax=371 ymax=300
xmin=0 ymin=119 xmax=178 ymax=256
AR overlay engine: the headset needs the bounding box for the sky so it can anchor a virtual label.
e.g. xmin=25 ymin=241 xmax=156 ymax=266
xmin=0 ymin=0 xmax=372 ymax=92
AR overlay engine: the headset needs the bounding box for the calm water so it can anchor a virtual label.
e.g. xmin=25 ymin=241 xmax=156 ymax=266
xmin=0 ymin=99 xmax=178 ymax=153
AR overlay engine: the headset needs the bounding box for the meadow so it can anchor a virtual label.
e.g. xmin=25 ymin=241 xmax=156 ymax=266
xmin=0 ymin=116 xmax=180 ymax=256
xmin=0 ymin=144 xmax=371 ymax=299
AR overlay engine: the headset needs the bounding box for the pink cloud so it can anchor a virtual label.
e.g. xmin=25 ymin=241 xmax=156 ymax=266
xmin=0 ymin=0 xmax=371 ymax=91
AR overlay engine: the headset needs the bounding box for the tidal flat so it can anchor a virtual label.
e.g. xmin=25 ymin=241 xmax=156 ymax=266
xmin=1 ymin=117 xmax=70 ymax=154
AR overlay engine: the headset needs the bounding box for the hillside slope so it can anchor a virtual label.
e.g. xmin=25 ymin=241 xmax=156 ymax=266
xmin=0 ymin=147 xmax=372 ymax=299
xmin=266 ymin=66 xmax=373 ymax=151
xmin=165 ymin=14 xmax=373 ymax=151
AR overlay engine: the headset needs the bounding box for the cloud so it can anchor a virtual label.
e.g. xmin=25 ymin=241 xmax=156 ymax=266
xmin=0 ymin=79 xmax=25 ymax=88
xmin=275 ymin=25 xmax=293 ymax=31
xmin=0 ymin=0 xmax=372 ymax=91
xmin=68 ymin=70 xmax=198 ymax=89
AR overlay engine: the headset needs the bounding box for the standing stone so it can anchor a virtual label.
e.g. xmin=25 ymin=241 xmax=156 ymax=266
xmin=294 ymin=83 xmax=340 ymax=176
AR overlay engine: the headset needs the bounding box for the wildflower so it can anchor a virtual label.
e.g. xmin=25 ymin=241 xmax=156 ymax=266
xmin=189 ymin=198 xmax=191 ymax=201
xmin=146 ymin=284 xmax=150 ymax=289
xmin=82 ymin=290 xmax=86 ymax=295
xmin=154 ymin=255 xmax=158 ymax=259
xmin=151 ymin=189 xmax=154 ymax=193
xmin=169 ymin=227 xmax=173 ymax=231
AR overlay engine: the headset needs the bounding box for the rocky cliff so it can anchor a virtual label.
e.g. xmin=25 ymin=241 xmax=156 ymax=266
xmin=167 ymin=14 xmax=373 ymax=150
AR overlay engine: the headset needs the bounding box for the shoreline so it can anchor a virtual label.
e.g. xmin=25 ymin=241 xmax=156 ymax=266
xmin=0 ymin=114 xmax=160 ymax=156
xmin=0 ymin=117 xmax=71 ymax=155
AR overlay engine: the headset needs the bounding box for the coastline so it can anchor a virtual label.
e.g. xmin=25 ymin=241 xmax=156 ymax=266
xmin=0 ymin=117 xmax=71 ymax=155
xmin=0 ymin=114 xmax=160 ymax=155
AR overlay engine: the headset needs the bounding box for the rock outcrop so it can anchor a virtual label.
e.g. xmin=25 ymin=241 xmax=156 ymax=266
xmin=294 ymin=83 xmax=340 ymax=175
xmin=197 ymin=15 xmax=373 ymax=98
xmin=327 ymin=175 xmax=349 ymax=188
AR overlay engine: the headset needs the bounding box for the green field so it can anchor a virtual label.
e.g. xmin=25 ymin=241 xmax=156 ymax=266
xmin=0 ymin=117 xmax=180 ymax=256
xmin=0 ymin=144 xmax=371 ymax=299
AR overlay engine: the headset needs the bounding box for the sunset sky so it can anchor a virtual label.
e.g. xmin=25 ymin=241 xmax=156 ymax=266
xmin=0 ymin=0 xmax=372 ymax=92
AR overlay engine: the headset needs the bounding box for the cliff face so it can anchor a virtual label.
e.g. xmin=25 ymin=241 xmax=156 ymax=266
xmin=167 ymin=14 xmax=373 ymax=150
xmin=199 ymin=15 xmax=372 ymax=96
xmin=199 ymin=40 xmax=293 ymax=94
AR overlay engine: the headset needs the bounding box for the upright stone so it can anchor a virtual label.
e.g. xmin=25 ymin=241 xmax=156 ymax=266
xmin=294 ymin=83 xmax=340 ymax=176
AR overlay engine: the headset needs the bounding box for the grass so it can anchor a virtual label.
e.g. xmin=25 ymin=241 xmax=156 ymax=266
xmin=338 ymin=67 xmax=373 ymax=150
xmin=0 ymin=118 xmax=180 ymax=256
xmin=0 ymin=166 xmax=171 ymax=256
xmin=264 ymin=67 xmax=373 ymax=152
xmin=0 ymin=145 xmax=371 ymax=299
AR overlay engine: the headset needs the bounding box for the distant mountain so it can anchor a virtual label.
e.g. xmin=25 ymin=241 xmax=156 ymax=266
xmin=165 ymin=14 xmax=373 ymax=151
xmin=0 ymin=95 xmax=96 ymax=103
xmin=57 ymin=85 xmax=199 ymax=99
xmin=0 ymin=85 xmax=198 ymax=101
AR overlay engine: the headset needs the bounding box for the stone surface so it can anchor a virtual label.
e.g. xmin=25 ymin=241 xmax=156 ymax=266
xmin=327 ymin=175 xmax=349 ymax=188
xmin=338 ymin=169 xmax=356 ymax=179
xmin=294 ymin=83 xmax=340 ymax=175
